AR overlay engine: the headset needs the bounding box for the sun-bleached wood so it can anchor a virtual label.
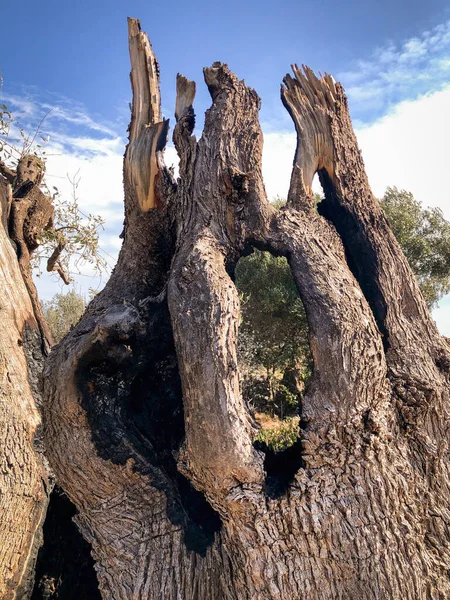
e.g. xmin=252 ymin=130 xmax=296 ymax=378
xmin=124 ymin=18 xmax=168 ymax=212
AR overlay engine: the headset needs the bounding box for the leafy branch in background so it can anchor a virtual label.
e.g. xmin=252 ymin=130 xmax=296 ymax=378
xmin=235 ymin=247 xmax=312 ymax=424
xmin=0 ymin=82 xmax=109 ymax=286
xmin=42 ymin=289 xmax=86 ymax=343
xmin=380 ymin=187 xmax=450 ymax=308
xmin=35 ymin=172 xmax=108 ymax=283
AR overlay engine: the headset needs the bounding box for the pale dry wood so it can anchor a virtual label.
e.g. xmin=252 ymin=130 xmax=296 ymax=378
xmin=124 ymin=17 xmax=168 ymax=212
xmin=282 ymin=65 xmax=336 ymax=200
xmin=175 ymin=75 xmax=196 ymax=122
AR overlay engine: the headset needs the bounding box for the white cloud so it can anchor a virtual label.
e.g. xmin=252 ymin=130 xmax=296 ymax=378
xmin=356 ymin=85 xmax=450 ymax=220
xmin=40 ymin=103 xmax=117 ymax=136
xmin=262 ymin=131 xmax=295 ymax=201
xmin=339 ymin=20 xmax=450 ymax=121
xmin=433 ymin=296 xmax=450 ymax=337
xmin=355 ymin=86 xmax=450 ymax=334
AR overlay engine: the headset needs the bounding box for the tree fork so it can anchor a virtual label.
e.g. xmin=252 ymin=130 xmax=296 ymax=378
xmin=42 ymin=18 xmax=450 ymax=600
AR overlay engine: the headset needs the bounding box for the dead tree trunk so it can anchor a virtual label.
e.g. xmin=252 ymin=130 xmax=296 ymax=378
xmin=43 ymin=19 xmax=450 ymax=599
xmin=0 ymin=158 xmax=53 ymax=598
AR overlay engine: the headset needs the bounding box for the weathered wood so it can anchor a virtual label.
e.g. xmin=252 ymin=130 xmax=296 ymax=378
xmin=169 ymin=63 xmax=269 ymax=502
xmin=124 ymin=18 xmax=168 ymax=212
xmin=0 ymin=175 xmax=49 ymax=599
xmin=42 ymin=20 xmax=450 ymax=600
xmin=7 ymin=155 xmax=54 ymax=352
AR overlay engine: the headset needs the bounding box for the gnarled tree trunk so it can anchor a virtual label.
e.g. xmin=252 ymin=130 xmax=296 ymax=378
xmin=43 ymin=18 xmax=450 ymax=599
xmin=0 ymin=158 xmax=53 ymax=598
xmin=0 ymin=156 xmax=97 ymax=599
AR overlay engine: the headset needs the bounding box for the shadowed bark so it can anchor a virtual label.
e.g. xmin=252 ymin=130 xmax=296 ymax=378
xmin=0 ymin=155 xmax=99 ymax=598
xmin=30 ymin=486 xmax=101 ymax=600
xmin=42 ymin=18 xmax=450 ymax=600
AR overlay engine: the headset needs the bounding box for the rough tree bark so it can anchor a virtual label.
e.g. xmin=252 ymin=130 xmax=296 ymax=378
xmin=0 ymin=156 xmax=97 ymax=599
xmin=43 ymin=18 xmax=450 ymax=599
xmin=0 ymin=158 xmax=53 ymax=598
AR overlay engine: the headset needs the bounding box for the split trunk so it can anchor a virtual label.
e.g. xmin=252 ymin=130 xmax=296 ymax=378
xmin=5 ymin=17 xmax=450 ymax=600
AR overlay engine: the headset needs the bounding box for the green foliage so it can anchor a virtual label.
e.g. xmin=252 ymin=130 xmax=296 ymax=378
xmin=235 ymin=248 xmax=311 ymax=429
xmin=241 ymin=375 xmax=301 ymax=420
xmin=236 ymin=248 xmax=311 ymax=383
xmin=34 ymin=172 xmax=108 ymax=280
xmin=381 ymin=187 xmax=450 ymax=308
xmin=42 ymin=290 xmax=86 ymax=343
xmin=255 ymin=417 xmax=300 ymax=453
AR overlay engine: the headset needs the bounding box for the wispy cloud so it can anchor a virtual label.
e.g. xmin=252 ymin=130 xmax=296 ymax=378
xmin=340 ymin=20 xmax=450 ymax=123
xmin=41 ymin=103 xmax=117 ymax=136
xmin=0 ymin=86 xmax=128 ymax=300
xmin=1 ymin=87 xmax=124 ymax=148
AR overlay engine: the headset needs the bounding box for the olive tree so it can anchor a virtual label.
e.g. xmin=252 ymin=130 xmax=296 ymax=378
xmin=39 ymin=19 xmax=450 ymax=600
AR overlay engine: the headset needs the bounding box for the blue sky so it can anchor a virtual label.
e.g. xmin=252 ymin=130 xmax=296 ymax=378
xmin=2 ymin=0 xmax=450 ymax=128
xmin=1 ymin=0 xmax=450 ymax=332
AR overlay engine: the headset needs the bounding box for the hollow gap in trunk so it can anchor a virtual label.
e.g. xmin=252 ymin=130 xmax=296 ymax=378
xmin=316 ymin=168 xmax=389 ymax=348
xmin=234 ymin=247 xmax=311 ymax=496
xmin=312 ymin=172 xmax=324 ymax=204
xmin=31 ymin=485 xmax=101 ymax=600
xmin=76 ymin=302 xmax=221 ymax=555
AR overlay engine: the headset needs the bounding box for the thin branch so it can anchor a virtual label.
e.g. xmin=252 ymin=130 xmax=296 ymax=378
xmin=0 ymin=159 xmax=15 ymax=183
xmin=22 ymin=108 xmax=53 ymax=157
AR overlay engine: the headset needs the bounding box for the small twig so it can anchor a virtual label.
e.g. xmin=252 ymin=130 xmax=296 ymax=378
xmin=22 ymin=108 xmax=53 ymax=157
xmin=47 ymin=241 xmax=70 ymax=284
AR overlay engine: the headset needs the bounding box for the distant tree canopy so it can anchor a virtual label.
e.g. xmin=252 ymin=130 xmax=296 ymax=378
xmin=236 ymin=248 xmax=310 ymax=421
xmin=42 ymin=289 xmax=86 ymax=343
xmin=235 ymin=187 xmax=450 ymax=433
xmin=236 ymin=249 xmax=310 ymax=378
xmin=380 ymin=187 xmax=450 ymax=308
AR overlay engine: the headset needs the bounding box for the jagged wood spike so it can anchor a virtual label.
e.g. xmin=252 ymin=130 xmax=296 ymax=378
xmin=125 ymin=18 xmax=168 ymax=211
xmin=127 ymin=17 xmax=161 ymax=139
xmin=175 ymin=74 xmax=196 ymax=122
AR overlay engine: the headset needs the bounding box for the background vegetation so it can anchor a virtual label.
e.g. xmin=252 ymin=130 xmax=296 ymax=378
xmin=235 ymin=190 xmax=450 ymax=450
xmin=0 ymin=93 xmax=108 ymax=285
